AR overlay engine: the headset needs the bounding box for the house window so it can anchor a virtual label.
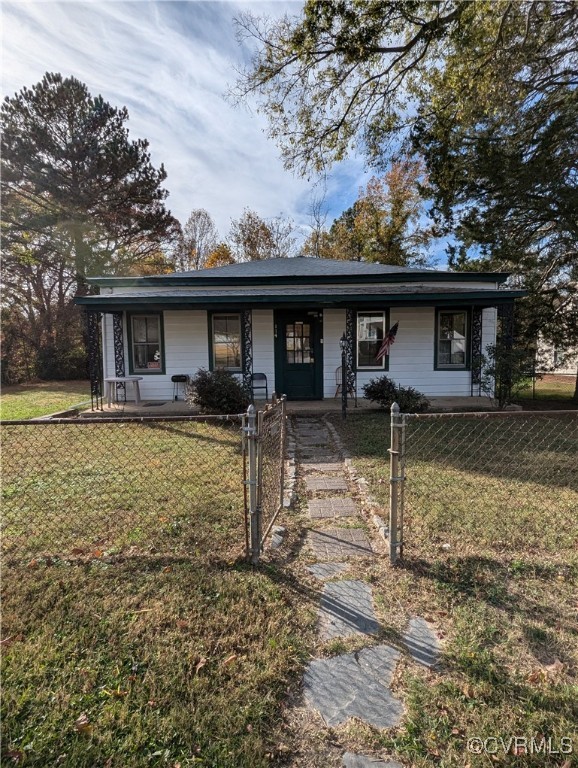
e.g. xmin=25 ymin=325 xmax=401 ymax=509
xmin=436 ymin=309 xmax=469 ymax=368
xmin=211 ymin=314 xmax=242 ymax=371
xmin=357 ymin=311 xmax=388 ymax=370
xmin=129 ymin=314 xmax=164 ymax=374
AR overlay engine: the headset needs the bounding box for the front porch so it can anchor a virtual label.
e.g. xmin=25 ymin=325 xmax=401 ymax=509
xmin=79 ymin=395 xmax=499 ymax=418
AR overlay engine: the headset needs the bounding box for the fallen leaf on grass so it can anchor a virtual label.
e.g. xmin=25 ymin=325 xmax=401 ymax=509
xmin=194 ymin=657 xmax=207 ymax=675
xmin=222 ymin=654 xmax=238 ymax=666
xmin=74 ymin=713 xmax=92 ymax=734
xmin=461 ymin=684 xmax=475 ymax=699
xmin=176 ymin=620 xmax=189 ymax=630
xmin=70 ymin=548 xmax=85 ymax=555
xmin=544 ymin=658 xmax=565 ymax=677
xmin=0 ymin=634 xmax=24 ymax=648
xmin=101 ymin=686 xmax=128 ymax=698
xmin=527 ymin=669 xmax=545 ymax=684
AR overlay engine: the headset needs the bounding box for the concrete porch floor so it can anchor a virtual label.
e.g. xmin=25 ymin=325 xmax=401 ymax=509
xmin=81 ymin=395 xmax=498 ymax=418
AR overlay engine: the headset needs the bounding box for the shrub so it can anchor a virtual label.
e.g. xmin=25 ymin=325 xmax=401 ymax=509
xmin=362 ymin=375 xmax=430 ymax=413
xmin=187 ymin=368 xmax=250 ymax=414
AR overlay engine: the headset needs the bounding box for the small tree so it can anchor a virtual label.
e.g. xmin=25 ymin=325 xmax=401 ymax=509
xmin=480 ymin=343 xmax=535 ymax=407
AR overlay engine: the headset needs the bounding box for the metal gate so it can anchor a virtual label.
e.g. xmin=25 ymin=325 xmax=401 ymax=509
xmin=242 ymin=396 xmax=287 ymax=564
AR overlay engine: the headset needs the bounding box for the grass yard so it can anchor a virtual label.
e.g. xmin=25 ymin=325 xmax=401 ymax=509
xmin=1 ymin=419 xmax=314 ymax=767
xmin=517 ymin=373 xmax=576 ymax=402
xmin=0 ymin=379 xmax=91 ymax=420
xmin=327 ymin=412 xmax=578 ymax=767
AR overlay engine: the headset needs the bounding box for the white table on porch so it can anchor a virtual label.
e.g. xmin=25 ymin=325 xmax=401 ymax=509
xmin=104 ymin=376 xmax=143 ymax=407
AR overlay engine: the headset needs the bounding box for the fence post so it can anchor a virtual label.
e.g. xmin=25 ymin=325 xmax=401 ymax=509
xmin=246 ymin=404 xmax=261 ymax=565
xmin=279 ymin=396 xmax=287 ymax=509
xmin=389 ymin=402 xmax=402 ymax=564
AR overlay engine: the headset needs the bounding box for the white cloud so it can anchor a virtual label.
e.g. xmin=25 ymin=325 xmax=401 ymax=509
xmin=1 ymin=0 xmax=368 ymax=242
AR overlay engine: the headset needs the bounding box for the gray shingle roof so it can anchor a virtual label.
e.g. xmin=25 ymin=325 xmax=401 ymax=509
xmin=170 ymin=257 xmax=433 ymax=279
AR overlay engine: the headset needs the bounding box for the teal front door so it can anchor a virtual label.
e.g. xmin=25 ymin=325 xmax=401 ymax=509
xmin=274 ymin=311 xmax=323 ymax=400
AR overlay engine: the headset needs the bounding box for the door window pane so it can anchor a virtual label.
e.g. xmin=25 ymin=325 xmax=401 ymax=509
xmin=286 ymin=319 xmax=312 ymax=364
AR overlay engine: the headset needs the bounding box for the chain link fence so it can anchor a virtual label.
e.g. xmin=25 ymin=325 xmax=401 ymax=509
xmin=388 ymin=409 xmax=578 ymax=563
xmin=2 ymin=406 xmax=289 ymax=566
xmin=243 ymin=397 xmax=287 ymax=563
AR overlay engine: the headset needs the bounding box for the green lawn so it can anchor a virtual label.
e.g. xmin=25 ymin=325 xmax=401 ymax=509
xmin=1 ymin=420 xmax=314 ymax=767
xmin=327 ymin=412 xmax=578 ymax=767
xmin=0 ymin=379 xmax=91 ymax=420
xmin=516 ymin=373 xmax=575 ymax=401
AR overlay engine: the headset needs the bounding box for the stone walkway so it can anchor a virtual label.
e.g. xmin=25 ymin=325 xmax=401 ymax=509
xmin=290 ymin=415 xmax=441 ymax=767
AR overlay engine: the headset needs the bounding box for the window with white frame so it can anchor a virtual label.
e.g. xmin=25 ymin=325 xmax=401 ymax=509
xmin=357 ymin=311 xmax=387 ymax=369
xmin=130 ymin=314 xmax=163 ymax=373
xmin=212 ymin=314 xmax=242 ymax=370
xmin=436 ymin=310 xmax=468 ymax=368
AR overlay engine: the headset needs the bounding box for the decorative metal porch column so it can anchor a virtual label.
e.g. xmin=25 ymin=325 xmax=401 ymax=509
xmin=470 ymin=306 xmax=483 ymax=396
xmin=86 ymin=310 xmax=103 ymax=411
xmin=497 ymin=301 xmax=515 ymax=404
xmin=112 ymin=312 xmax=126 ymax=399
xmin=345 ymin=309 xmax=357 ymax=403
xmin=242 ymin=309 xmax=254 ymax=398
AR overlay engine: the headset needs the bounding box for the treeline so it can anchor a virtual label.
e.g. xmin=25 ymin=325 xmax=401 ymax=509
xmin=1 ymin=72 xmax=431 ymax=384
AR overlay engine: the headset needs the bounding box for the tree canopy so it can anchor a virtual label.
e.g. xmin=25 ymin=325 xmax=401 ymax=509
xmin=1 ymin=72 xmax=179 ymax=381
xmin=301 ymin=161 xmax=433 ymax=266
xmin=2 ymin=72 xmax=179 ymax=292
xmin=228 ymin=208 xmax=296 ymax=261
xmin=174 ymin=209 xmax=218 ymax=271
xmin=237 ymin=1 xmax=578 ymax=394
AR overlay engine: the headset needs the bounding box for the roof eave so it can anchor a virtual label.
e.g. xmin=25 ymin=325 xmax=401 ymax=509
xmin=75 ymin=289 xmax=527 ymax=312
xmin=86 ymin=271 xmax=511 ymax=288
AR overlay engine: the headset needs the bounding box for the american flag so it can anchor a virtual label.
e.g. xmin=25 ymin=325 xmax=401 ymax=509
xmin=375 ymin=322 xmax=399 ymax=361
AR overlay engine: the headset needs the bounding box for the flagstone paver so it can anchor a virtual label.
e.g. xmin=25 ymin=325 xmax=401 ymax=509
xmin=319 ymin=580 xmax=379 ymax=640
xmin=308 ymin=528 xmax=374 ymax=559
xmin=299 ymin=435 xmax=331 ymax=446
xmin=302 ymin=461 xmax=344 ymax=472
xmin=308 ymin=497 xmax=357 ymax=519
xmin=342 ymin=754 xmax=404 ymax=768
xmin=294 ymin=416 xmax=405 ymax=748
xmin=300 ymin=447 xmax=341 ymax=458
xmin=307 ymin=562 xmax=349 ymax=581
xmin=404 ymin=617 xmax=441 ymax=668
xmin=303 ymin=645 xmax=403 ymax=728
xmin=306 ymin=476 xmax=349 ymax=492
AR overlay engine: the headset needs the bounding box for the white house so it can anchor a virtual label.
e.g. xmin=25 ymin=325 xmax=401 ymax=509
xmin=76 ymin=258 xmax=525 ymax=405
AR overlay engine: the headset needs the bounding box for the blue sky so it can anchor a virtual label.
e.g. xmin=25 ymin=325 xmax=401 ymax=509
xmin=1 ymin=0 xmax=374 ymax=245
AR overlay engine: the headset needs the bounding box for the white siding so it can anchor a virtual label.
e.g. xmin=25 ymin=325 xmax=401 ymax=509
xmin=322 ymin=309 xmax=346 ymax=398
xmin=251 ymin=309 xmax=276 ymax=394
xmin=387 ymin=307 xmax=471 ymax=396
xmin=104 ymin=311 xmax=208 ymax=402
xmin=103 ymin=306 xmax=499 ymax=401
xmin=322 ymin=307 xmax=499 ymax=399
